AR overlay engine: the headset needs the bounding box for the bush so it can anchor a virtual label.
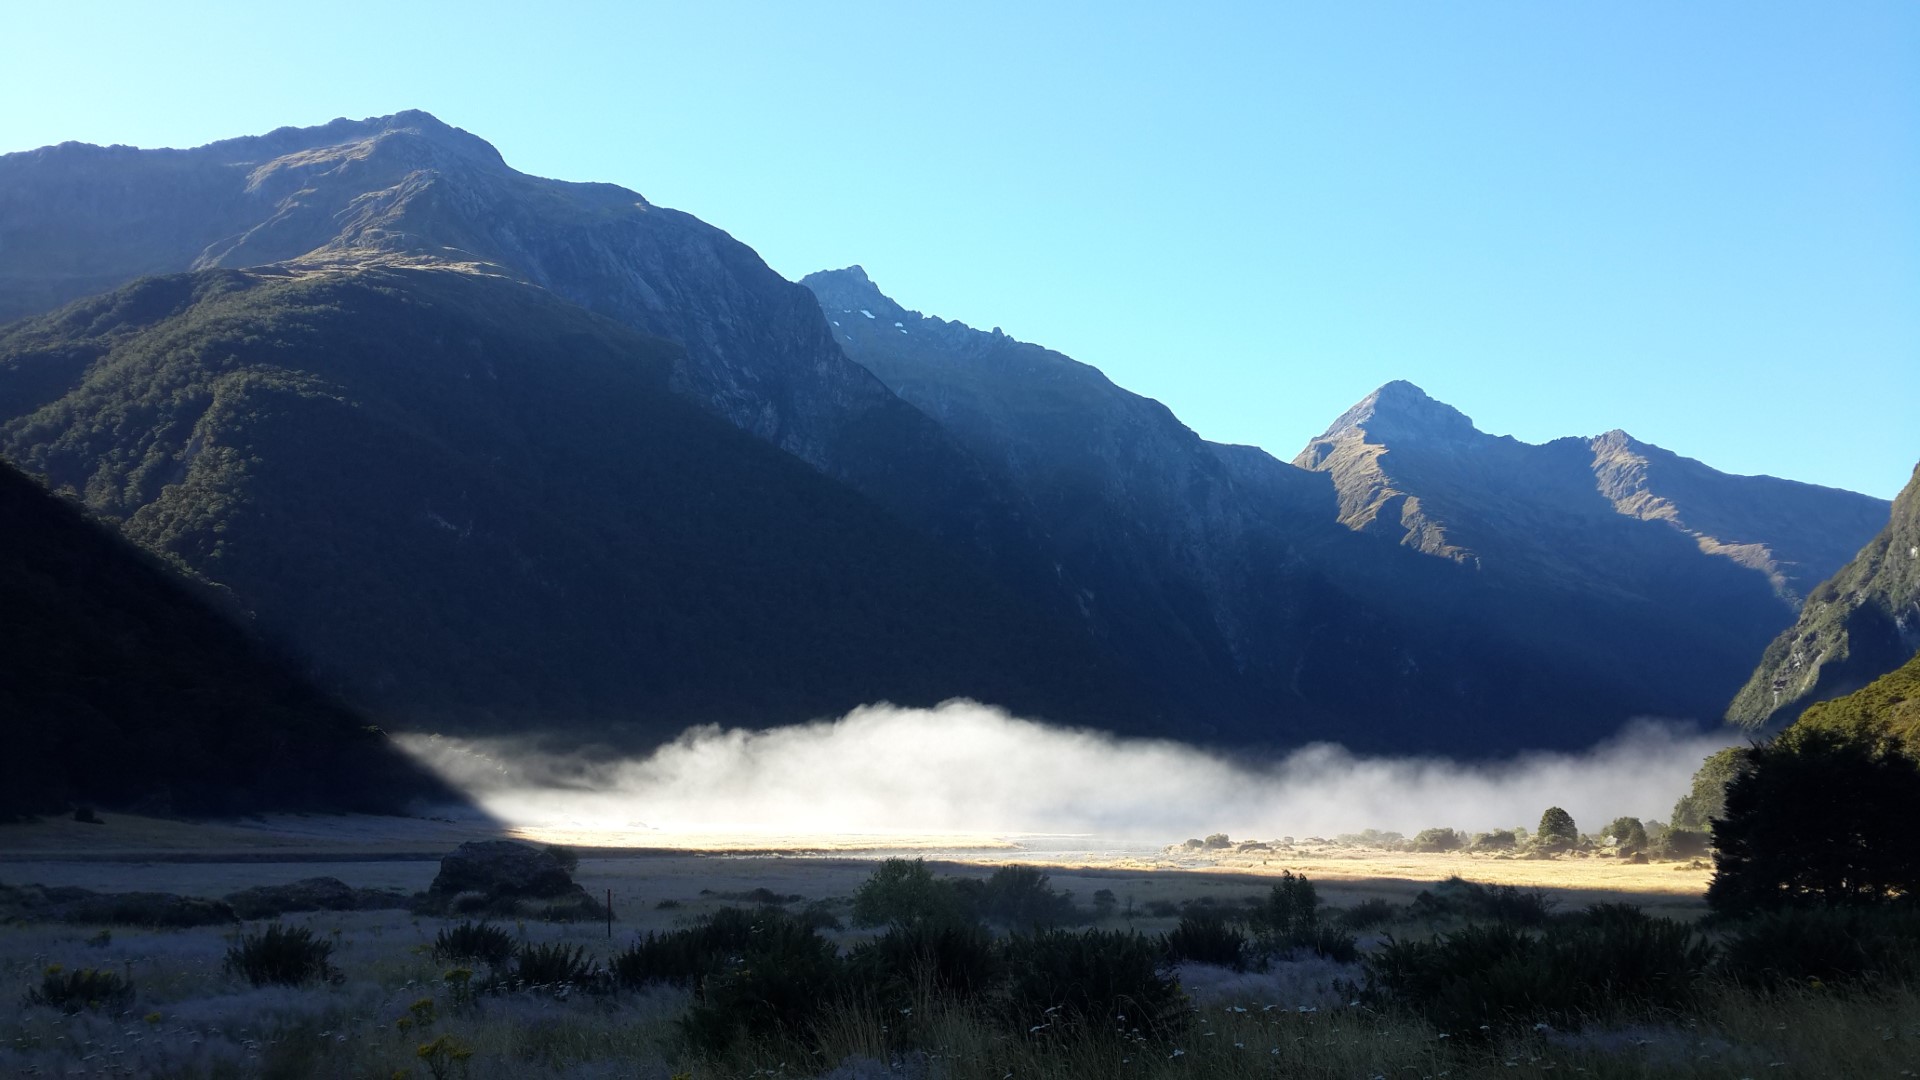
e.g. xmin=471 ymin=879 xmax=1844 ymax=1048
xmin=1408 ymin=877 xmax=1555 ymax=926
xmin=223 ymin=924 xmax=338 ymax=986
xmin=1163 ymin=911 xmax=1247 ymax=970
xmin=23 ymin=966 xmax=133 ymax=1013
xmin=1470 ymin=829 xmax=1518 ymax=852
xmin=613 ymin=905 xmax=814 ymax=990
xmin=1337 ymin=897 xmax=1403 ymax=931
xmin=1091 ymin=889 xmax=1118 ymax=921
xmin=1649 ymin=826 xmax=1710 ymax=861
xmin=1535 ymin=807 xmax=1578 ymax=853
xmin=851 ymin=858 xmax=969 ymax=929
xmin=1202 ymin=833 xmax=1232 ymax=849
xmin=678 ymin=910 xmax=842 ymax=1055
xmin=1411 ymin=827 xmax=1464 ymax=852
xmin=1367 ymin=907 xmax=1710 ymax=1036
xmin=1719 ymin=904 xmax=1920 ymax=987
xmin=432 ymin=921 xmax=514 ymax=967
xmin=1708 ymin=727 xmax=1920 ymax=915
xmin=1001 ymin=929 xmax=1187 ymax=1036
xmin=509 ymin=942 xmax=595 ymax=987
xmin=977 ymin=865 xmax=1078 ymax=931
xmin=847 ymin=920 xmax=1000 ymax=1003
xmin=1602 ymin=816 xmax=1649 ymax=856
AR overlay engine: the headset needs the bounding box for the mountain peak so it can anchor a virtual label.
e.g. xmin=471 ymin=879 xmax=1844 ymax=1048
xmin=1318 ymin=380 xmax=1480 ymax=444
xmin=801 ymin=265 xmax=908 ymax=321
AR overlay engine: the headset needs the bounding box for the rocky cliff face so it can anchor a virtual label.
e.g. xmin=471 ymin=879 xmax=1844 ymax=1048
xmin=1293 ymin=381 xmax=1885 ymax=601
xmin=1729 ymin=465 xmax=1920 ymax=728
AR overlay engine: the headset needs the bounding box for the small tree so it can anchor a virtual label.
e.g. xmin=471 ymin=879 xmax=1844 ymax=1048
xmin=1535 ymin=807 xmax=1578 ymax=853
xmin=1602 ymin=816 xmax=1648 ymax=855
xmin=850 ymin=858 xmax=968 ymax=928
xmin=1672 ymin=747 xmax=1751 ymax=831
xmin=1411 ymin=827 xmax=1464 ymax=852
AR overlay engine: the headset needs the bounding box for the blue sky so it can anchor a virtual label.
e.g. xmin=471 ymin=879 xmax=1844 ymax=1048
xmin=7 ymin=2 xmax=1915 ymax=497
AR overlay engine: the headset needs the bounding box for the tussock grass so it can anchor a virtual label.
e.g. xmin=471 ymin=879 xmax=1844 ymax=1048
xmin=1 ymin=889 xmax=1916 ymax=1077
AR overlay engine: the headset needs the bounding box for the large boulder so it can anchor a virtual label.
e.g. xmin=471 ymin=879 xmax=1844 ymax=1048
xmin=427 ymin=841 xmax=586 ymax=906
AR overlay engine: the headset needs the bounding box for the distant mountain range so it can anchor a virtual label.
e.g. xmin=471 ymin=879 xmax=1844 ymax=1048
xmin=806 ymin=266 xmax=1889 ymax=749
xmin=0 ymin=111 xmax=1903 ymax=777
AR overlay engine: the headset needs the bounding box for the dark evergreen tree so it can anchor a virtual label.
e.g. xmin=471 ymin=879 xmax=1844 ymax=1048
xmin=1707 ymin=727 xmax=1920 ymax=915
xmin=1535 ymin=806 xmax=1579 ymax=852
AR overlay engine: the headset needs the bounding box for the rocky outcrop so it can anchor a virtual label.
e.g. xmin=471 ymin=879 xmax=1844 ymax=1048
xmin=1729 ymin=464 xmax=1920 ymax=728
xmin=429 ymin=841 xmax=579 ymax=900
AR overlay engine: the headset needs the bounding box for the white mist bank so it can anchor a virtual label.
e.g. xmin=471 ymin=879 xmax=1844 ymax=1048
xmin=398 ymin=701 xmax=1734 ymax=841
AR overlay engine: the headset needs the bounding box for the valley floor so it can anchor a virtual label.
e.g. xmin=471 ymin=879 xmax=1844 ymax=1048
xmin=3 ymin=814 xmax=1914 ymax=1079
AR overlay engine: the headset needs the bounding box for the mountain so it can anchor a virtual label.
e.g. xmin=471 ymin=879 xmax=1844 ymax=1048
xmin=0 ymin=266 xmax=1146 ymax=741
xmin=0 ymin=111 xmax=1064 ymax=608
xmin=1791 ymin=652 xmax=1920 ymax=750
xmin=0 ymin=457 xmax=460 ymax=819
xmin=1729 ymin=465 xmax=1920 ymax=729
xmin=1295 ymin=380 xmax=1886 ymax=602
xmin=805 ymin=266 xmax=1891 ymax=750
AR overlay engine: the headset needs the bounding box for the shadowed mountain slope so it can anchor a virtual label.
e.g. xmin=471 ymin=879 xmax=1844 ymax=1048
xmin=807 ymin=267 xmax=1889 ymax=750
xmin=0 ymin=458 xmax=463 ymax=819
xmin=0 ymin=112 xmax=1064 ymax=609
xmin=1730 ymin=465 xmax=1920 ymax=729
xmin=0 ymin=266 xmax=1148 ymax=742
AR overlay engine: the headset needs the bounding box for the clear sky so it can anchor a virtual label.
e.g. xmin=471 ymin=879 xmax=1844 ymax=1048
xmin=7 ymin=2 xmax=1915 ymax=497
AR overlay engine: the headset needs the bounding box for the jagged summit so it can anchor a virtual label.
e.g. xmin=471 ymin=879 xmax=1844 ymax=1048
xmin=1315 ymin=380 xmax=1481 ymax=445
xmin=802 ymin=265 xmax=910 ymax=322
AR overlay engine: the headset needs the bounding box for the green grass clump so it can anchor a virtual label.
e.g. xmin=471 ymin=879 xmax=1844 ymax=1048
xmin=23 ymin=965 xmax=134 ymax=1013
xmin=223 ymin=923 xmax=338 ymax=986
xmin=431 ymin=920 xmax=514 ymax=968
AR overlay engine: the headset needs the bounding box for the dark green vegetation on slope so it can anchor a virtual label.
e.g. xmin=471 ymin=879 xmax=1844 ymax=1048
xmin=0 ymin=266 xmax=1144 ymax=740
xmin=0 ymin=458 xmax=457 ymax=819
xmin=1793 ymin=652 xmax=1920 ymax=748
xmin=1729 ymin=464 xmax=1920 ymax=729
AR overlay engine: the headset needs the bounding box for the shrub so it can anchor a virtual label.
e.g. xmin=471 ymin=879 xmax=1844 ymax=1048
xmin=1411 ymin=827 xmax=1464 ymax=853
xmin=848 ymin=920 xmax=1000 ymax=1003
xmin=1163 ymin=911 xmax=1247 ymax=970
xmin=223 ymin=924 xmax=338 ymax=986
xmin=851 ymin=858 xmax=970 ymax=929
xmin=1719 ymin=904 xmax=1920 ymax=987
xmin=509 ymin=942 xmax=595 ymax=987
xmin=431 ymin=921 xmax=514 ymax=967
xmin=23 ymin=966 xmax=133 ymax=1013
xmin=1367 ymin=907 xmax=1710 ymax=1036
xmin=1202 ymin=833 xmax=1232 ymax=849
xmin=978 ymin=865 xmax=1078 ymax=931
xmin=1470 ymin=829 xmax=1518 ymax=852
xmin=1091 ymin=889 xmax=1118 ymax=921
xmin=678 ymin=910 xmax=842 ymax=1055
xmin=1408 ymin=877 xmax=1555 ymax=926
xmin=542 ymin=844 xmax=580 ymax=873
xmin=1001 ymin=929 xmax=1187 ymax=1036
xmin=613 ymin=905 xmax=814 ymax=990
xmin=1243 ymin=871 xmax=1357 ymax=961
xmin=1337 ymin=897 xmax=1402 ymax=931
xmin=1602 ymin=817 xmax=1649 ymax=855
xmin=1142 ymin=899 xmax=1179 ymax=919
